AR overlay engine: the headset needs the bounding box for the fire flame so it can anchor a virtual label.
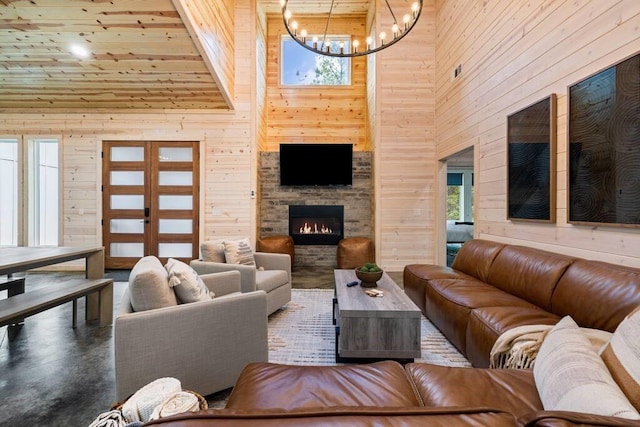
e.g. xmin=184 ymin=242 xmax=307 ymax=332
xmin=299 ymin=222 xmax=333 ymax=234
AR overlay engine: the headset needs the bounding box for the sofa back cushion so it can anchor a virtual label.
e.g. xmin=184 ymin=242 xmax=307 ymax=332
xmin=451 ymin=239 xmax=504 ymax=282
xmin=550 ymin=259 xmax=640 ymax=331
xmin=128 ymin=256 xmax=177 ymax=312
xmin=485 ymin=245 xmax=574 ymax=310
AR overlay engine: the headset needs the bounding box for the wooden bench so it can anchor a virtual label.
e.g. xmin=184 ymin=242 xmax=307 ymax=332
xmin=0 ymin=278 xmax=114 ymax=328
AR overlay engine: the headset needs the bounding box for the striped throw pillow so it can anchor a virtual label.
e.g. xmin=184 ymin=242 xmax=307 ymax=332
xmin=223 ymin=238 xmax=256 ymax=266
xmin=601 ymin=305 xmax=640 ymax=411
xmin=533 ymin=316 xmax=639 ymax=419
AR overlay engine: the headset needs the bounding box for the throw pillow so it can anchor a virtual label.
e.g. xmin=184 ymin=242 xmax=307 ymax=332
xmin=165 ymin=258 xmax=213 ymax=303
xmin=601 ymin=305 xmax=640 ymax=411
xmin=223 ymin=238 xmax=256 ymax=266
xmin=200 ymin=240 xmax=226 ymax=263
xmin=533 ymin=315 xmax=639 ymax=419
xmin=128 ymin=256 xmax=178 ymax=312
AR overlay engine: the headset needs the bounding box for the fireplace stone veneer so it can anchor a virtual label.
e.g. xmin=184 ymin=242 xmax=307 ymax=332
xmin=259 ymin=151 xmax=372 ymax=268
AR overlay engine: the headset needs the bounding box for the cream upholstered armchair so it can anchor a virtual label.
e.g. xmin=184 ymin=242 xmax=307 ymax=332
xmin=114 ymin=256 xmax=268 ymax=402
xmin=190 ymin=239 xmax=291 ymax=315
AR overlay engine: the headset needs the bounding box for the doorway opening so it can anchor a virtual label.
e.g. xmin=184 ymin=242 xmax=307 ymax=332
xmin=444 ymin=147 xmax=474 ymax=266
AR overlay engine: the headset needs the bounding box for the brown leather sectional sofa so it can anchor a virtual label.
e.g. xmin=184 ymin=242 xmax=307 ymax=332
xmin=404 ymin=238 xmax=640 ymax=367
xmin=146 ymin=360 xmax=635 ymax=426
xmin=143 ymin=238 xmax=640 ymax=426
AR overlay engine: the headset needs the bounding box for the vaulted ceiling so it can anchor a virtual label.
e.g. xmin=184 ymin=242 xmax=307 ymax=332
xmin=0 ymin=0 xmax=232 ymax=109
xmin=0 ymin=0 xmax=370 ymax=110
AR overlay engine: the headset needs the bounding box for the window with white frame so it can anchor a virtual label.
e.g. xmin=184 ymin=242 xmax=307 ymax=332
xmin=281 ymin=35 xmax=351 ymax=86
xmin=0 ymin=137 xmax=59 ymax=247
xmin=0 ymin=139 xmax=19 ymax=246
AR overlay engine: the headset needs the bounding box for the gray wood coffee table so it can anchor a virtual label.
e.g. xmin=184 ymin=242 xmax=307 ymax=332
xmin=333 ymin=269 xmax=421 ymax=363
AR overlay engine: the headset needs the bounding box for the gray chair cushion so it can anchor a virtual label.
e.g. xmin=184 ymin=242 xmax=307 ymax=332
xmin=256 ymin=270 xmax=289 ymax=293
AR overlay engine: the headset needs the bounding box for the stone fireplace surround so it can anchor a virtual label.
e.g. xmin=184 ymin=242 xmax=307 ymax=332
xmin=259 ymin=151 xmax=373 ymax=268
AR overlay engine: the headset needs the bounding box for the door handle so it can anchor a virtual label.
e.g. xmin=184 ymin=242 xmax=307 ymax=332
xmin=144 ymin=207 xmax=150 ymax=217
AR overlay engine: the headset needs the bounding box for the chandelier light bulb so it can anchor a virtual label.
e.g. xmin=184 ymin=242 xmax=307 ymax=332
xmin=284 ymin=9 xmax=291 ymax=22
xmin=403 ymin=14 xmax=411 ymax=30
xmin=291 ymin=20 xmax=298 ymax=35
xmin=392 ymin=24 xmax=399 ymax=38
xmin=339 ymin=41 xmax=345 ymax=54
xmin=312 ymin=35 xmax=318 ymax=49
xmin=300 ymin=29 xmax=307 ymax=42
xmin=412 ymin=2 xmax=420 ymax=18
xmin=366 ymin=36 xmax=373 ymax=50
xmin=379 ymin=31 xmax=386 ymax=45
xmin=352 ymin=39 xmax=360 ymax=53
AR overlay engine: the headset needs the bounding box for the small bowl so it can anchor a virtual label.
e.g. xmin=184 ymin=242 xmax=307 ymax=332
xmin=355 ymin=268 xmax=383 ymax=288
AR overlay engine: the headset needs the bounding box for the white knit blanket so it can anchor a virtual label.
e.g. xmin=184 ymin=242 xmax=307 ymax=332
xmin=489 ymin=324 xmax=612 ymax=369
xmin=149 ymin=391 xmax=201 ymax=420
xmin=121 ymin=377 xmax=182 ymax=423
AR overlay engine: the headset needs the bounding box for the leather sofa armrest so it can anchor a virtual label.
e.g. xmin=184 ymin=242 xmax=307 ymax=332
xmin=519 ymin=410 xmax=640 ymax=426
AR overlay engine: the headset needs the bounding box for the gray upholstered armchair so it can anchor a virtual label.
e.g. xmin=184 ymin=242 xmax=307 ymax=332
xmin=114 ymin=268 xmax=268 ymax=401
xmin=190 ymin=252 xmax=291 ymax=315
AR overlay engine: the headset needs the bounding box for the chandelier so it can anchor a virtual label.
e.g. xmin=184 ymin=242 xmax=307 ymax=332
xmin=281 ymin=0 xmax=423 ymax=58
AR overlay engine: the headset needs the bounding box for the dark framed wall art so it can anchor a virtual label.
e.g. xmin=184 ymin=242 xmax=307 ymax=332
xmin=568 ymin=52 xmax=640 ymax=226
xmin=507 ymin=94 xmax=557 ymax=222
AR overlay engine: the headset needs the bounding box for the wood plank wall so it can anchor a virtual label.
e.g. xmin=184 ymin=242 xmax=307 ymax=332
xmin=372 ymin=0 xmax=437 ymax=271
xmin=264 ymin=14 xmax=368 ymax=151
xmin=173 ymin=0 xmax=236 ymax=107
xmin=435 ymin=0 xmax=640 ymax=267
xmin=0 ymin=0 xmax=258 ymax=256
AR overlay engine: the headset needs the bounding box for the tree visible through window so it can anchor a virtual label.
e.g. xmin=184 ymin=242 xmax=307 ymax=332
xmin=281 ymin=36 xmax=351 ymax=86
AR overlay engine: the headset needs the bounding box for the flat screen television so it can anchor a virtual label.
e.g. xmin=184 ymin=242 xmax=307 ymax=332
xmin=280 ymin=143 xmax=353 ymax=186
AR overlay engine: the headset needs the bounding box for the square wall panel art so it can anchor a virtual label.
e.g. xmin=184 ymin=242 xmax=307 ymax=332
xmin=568 ymin=53 xmax=640 ymax=226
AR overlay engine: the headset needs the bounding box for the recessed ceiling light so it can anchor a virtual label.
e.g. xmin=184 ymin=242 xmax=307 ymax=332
xmin=70 ymin=44 xmax=91 ymax=59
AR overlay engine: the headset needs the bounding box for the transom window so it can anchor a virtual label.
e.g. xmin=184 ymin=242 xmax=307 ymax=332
xmin=281 ymin=35 xmax=351 ymax=86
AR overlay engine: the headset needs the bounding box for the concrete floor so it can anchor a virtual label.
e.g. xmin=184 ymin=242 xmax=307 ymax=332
xmin=0 ymin=267 xmax=403 ymax=426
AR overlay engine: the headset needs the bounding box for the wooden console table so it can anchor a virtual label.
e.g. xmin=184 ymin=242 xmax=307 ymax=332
xmin=334 ymin=269 xmax=421 ymax=362
xmin=0 ymin=246 xmax=113 ymax=327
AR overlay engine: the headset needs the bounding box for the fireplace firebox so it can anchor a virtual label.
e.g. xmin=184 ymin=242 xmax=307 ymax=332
xmin=289 ymin=205 xmax=344 ymax=245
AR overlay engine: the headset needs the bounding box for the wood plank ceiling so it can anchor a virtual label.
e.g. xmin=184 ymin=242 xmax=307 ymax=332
xmin=0 ymin=0 xmax=229 ymax=109
xmin=0 ymin=0 xmax=369 ymax=110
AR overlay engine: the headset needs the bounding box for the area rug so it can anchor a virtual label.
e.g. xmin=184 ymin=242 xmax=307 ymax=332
xmin=267 ymin=288 xmax=471 ymax=367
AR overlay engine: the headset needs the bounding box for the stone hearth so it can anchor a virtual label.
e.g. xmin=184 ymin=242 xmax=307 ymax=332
xmin=259 ymin=151 xmax=372 ymax=268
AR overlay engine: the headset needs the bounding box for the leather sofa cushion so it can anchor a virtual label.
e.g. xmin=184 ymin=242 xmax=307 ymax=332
xmin=450 ymin=239 xmax=504 ymax=282
xmin=551 ymin=259 xmax=640 ymax=331
xmin=465 ymin=306 xmax=561 ymax=368
xmin=403 ymin=264 xmax=477 ymax=313
xmin=256 ymin=270 xmax=289 ymax=293
xmin=485 ymin=245 xmax=574 ymax=310
xmin=226 ymin=361 xmax=422 ymax=409
xmin=424 ymin=278 xmax=539 ymax=353
xmin=406 ymin=363 xmax=543 ymax=419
